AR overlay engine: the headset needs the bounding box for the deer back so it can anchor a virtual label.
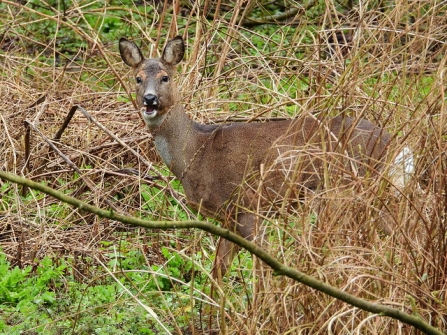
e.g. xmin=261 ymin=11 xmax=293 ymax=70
xmin=179 ymin=115 xmax=390 ymax=220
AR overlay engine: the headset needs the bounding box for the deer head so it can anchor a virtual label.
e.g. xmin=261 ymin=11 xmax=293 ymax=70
xmin=119 ymin=36 xmax=185 ymax=128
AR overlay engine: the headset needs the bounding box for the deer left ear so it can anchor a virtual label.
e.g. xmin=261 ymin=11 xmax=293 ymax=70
xmin=119 ymin=38 xmax=144 ymax=68
xmin=162 ymin=36 xmax=185 ymax=66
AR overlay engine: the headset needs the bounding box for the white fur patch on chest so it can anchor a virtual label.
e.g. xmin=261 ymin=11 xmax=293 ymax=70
xmin=154 ymin=135 xmax=172 ymax=166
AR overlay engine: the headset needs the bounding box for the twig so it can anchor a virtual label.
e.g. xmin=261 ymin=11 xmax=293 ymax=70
xmin=24 ymin=120 xmax=118 ymax=211
xmin=22 ymin=95 xmax=47 ymax=196
xmin=242 ymin=7 xmax=302 ymax=27
xmin=54 ymin=105 xmax=78 ymax=142
xmin=75 ymin=106 xmax=154 ymax=169
xmin=22 ymin=121 xmax=30 ymax=197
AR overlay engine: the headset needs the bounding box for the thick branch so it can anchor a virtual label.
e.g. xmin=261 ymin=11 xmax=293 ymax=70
xmin=0 ymin=170 xmax=443 ymax=335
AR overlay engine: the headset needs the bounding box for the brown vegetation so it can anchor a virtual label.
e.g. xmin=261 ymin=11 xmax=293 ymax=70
xmin=0 ymin=0 xmax=446 ymax=333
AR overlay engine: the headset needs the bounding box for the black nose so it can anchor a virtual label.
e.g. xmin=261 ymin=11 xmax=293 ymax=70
xmin=143 ymin=94 xmax=158 ymax=106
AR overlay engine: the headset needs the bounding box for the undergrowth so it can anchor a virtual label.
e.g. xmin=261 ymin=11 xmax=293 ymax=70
xmin=1 ymin=0 xmax=446 ymax=334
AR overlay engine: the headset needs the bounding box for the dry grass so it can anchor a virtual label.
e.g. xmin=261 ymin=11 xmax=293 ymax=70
xmin=1 ymin=0 xmax=446 ymax=334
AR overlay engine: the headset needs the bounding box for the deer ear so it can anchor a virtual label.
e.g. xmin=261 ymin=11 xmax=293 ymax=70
xmin=119 ymin=38 xmax=144 ymax=68
xmin=162 ymin=36 xmax=185 ymax=66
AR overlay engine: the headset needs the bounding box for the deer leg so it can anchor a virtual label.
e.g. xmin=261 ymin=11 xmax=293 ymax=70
xmin=213 ymin=238 xmax=240 ymax=280
xmin=212 ymin=212 xmax=257 ymax=279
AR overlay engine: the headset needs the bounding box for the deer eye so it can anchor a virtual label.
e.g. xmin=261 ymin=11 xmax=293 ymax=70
xmin=161 ymin=76 xmax=169 ymax=83
xmin=136 ymin=77 xmax=142 ymax=84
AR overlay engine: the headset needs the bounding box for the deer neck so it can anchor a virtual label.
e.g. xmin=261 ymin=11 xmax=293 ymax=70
xmin=149 ymin=104 xmax=202 ymax=179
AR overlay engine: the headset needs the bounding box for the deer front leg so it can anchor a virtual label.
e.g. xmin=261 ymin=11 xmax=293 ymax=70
xmin=212 ymin=212 xmax=257 ymax=279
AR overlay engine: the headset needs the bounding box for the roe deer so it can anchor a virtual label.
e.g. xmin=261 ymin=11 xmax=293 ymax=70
xmin=119 ymin=36 xmax=401 ymax=277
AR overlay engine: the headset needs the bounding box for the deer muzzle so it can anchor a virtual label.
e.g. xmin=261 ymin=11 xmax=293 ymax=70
xmin=143 ymin=94 xmax=158 ymax=118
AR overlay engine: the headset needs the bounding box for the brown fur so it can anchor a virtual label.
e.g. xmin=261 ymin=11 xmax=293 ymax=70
xmin=119 ymin=36 xmax=391 ymax=277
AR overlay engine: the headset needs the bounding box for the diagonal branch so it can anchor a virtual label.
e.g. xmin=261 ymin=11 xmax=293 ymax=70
xmin=0 ymin=170 xmax=443 ymax=335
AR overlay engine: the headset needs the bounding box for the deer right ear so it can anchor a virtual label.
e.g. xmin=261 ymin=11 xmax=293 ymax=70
xmin=162 ymin=36 xmax=185 ymax=66
xmin=119 ymin=38 xmax=144 ymax=68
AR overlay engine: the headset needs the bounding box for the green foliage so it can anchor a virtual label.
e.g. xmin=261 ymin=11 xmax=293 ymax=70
xmin=139 ymin=170 xmax=189 ymax=221
xmin=0 ymin=183 xmax=13 ymax=212
xmin=0 ymin=252 xmax=64 ymax=332
xmin=0 ymin=241 xmax=212 ymax=334
xmin=5 ymin=0 xmax=135 ymax=52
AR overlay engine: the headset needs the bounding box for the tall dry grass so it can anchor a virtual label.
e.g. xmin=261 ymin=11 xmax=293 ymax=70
xmin=0 ymin=0 xmax=446 ymax=334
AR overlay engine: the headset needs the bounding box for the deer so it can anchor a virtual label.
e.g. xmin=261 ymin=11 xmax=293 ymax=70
xmin=119 ymin=35 xmax=409 ymax=278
